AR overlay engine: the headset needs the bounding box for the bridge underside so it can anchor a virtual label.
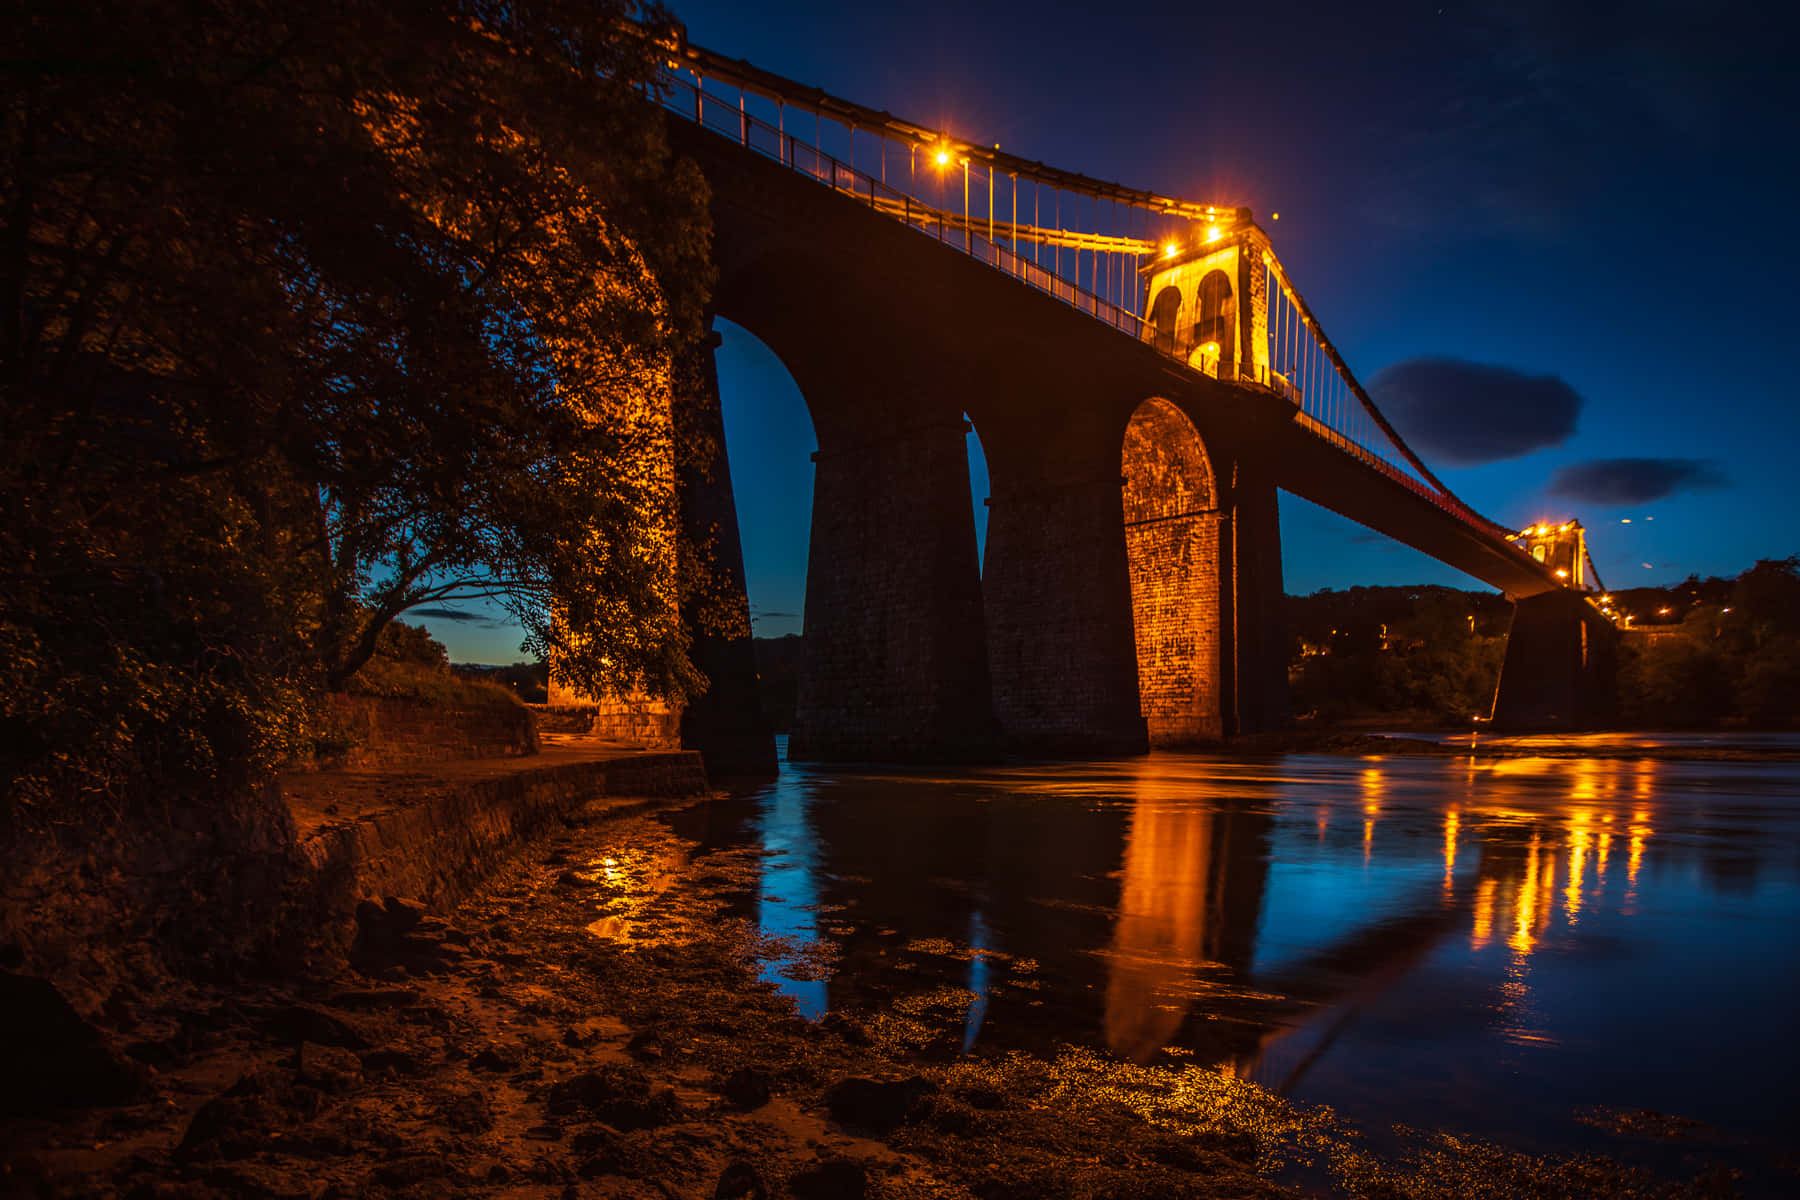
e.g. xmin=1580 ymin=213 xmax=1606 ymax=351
xmin=662 ymin=122 xmax=1605 ymax=766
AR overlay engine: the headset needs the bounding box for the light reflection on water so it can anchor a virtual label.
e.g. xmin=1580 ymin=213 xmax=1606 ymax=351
xmin=687 ymin=736 xmax=1800 ymax=1165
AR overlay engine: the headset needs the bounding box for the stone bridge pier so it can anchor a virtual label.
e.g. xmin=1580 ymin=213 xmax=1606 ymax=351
xmin=1491 ymin=590 xmax=1620 ymax=730
xmin=661 ymin=120 xmax=1293 ymax=765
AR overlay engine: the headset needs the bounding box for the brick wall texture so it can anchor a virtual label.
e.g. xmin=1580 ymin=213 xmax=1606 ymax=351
xmin=1122 ymin=399 xmax=1224 ymax=744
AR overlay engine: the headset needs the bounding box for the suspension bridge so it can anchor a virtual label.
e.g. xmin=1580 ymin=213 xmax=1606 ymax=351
xmin=627 ymin=33 xmax=1620 ymax=768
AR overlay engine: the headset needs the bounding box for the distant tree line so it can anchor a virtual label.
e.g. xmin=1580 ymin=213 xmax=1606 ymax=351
xmin=749 ymin=559 xmax=1800 ymax=734
xmin=1611 ymin=557 xmax=1800 ymax=728
xmin=1286 ymin=585 xmax=1512 ymax=726
xmin=2 ymin=0 xmax=712 ymax=816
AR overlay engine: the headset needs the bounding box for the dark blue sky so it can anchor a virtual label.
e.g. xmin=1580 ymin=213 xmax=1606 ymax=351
xmin=430 ymin=0 xmax=1799 ymax=658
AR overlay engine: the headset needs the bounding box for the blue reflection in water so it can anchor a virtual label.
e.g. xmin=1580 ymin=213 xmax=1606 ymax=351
xmin=751 ymin=768 xmax=828 ymax=1019
xmin=962 ymin=908 xmax=992 ymax=1054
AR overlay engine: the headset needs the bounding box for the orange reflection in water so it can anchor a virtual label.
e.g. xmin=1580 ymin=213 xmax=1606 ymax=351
xmin=1361 ymin=767 xmax=1384 ymax=865
xmin=1461 ymin=759 xmax=1660 ymax=961
xmin=1565 ymin=809 xmax=1590 ymax=921
xmin=1104 ymin=793 xmax=1216 ymax=1063
xmin=1443 ymin=806 xmax=1460 ymax=893
xmin=1471 ymin=877 xmax=1497 ymax=950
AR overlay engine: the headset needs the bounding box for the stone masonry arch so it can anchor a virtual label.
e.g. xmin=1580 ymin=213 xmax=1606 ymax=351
xmin=1121 ymin=398 xmax=1223 ymax=743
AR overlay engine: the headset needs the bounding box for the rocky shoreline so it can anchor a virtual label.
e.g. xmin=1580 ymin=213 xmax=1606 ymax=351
xmin=1 ymin=796 xmax=1751 ymax=1200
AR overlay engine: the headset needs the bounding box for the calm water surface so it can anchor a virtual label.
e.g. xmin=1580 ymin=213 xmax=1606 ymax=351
xmin=669 ymin=736 xmax=1800 ymax=1181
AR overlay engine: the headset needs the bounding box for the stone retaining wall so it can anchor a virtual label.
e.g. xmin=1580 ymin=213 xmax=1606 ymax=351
xmin=293 ymin=752 xmax=707 ymax=950
xmin=319 ymin=695 xmax=538 ymax=769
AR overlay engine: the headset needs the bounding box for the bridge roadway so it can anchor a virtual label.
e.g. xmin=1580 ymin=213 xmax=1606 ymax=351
xmin=665 ymin=115 xmax=1606 ymax=763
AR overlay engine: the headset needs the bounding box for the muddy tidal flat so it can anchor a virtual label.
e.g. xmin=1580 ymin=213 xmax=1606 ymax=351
xmin=8 ymin=737 xmax=1792 ymax=1200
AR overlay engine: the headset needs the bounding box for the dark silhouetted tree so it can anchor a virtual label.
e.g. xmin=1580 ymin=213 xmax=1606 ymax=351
xmin=2 ymin=0 xmax=710 ymax=807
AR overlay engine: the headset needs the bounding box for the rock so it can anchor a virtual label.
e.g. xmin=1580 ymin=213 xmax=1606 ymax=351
xmin=261 ymin=1003 xmax=367 ymax=1049
xmin=354 ymin=898 xmax=472 ymax=976
xmin=713 ymin=1159 xmax=768 ymax=1200
xmin=437 ymin=1087 xmax=495 ymax=1134
xmin=359 ymin=1047 xmax=428 ymax=1075
xmin=178 ymin=1070 xmax=303 ymax=1162
xmin=625 ymin=1029 xmax=665 ymax=1061
xmin=789 ymin=1158 xmax=869 ymax=1200
xmin=0 ymin=972 xmax=146 ymax=1114
xmin=469 ymin=1043 xmax=521 ymax=1072
xmin=722 ymin=1066 xmax=772 ymax=1111
xmin=546 ymin=1065 xmax=683 ymax=1129
xmin=817 ymin=1012 xmax=870 ymax=1045
xmin=295 ymin=1041 xmax=363 ymax=1092
xmin=323 ymin=987 xmax=420 ymax=1010
xmin=381 ymin=896 xmax=429 ymax=933
xmin=824 ymin=1076 xmax=935 ymax=1134
xmin=372 ymin=1154 xmax=449 ymax=1186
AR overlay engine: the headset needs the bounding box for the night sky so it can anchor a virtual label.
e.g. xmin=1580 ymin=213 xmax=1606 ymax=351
xmin=431 ymin=0 xmax=1799 ymax=659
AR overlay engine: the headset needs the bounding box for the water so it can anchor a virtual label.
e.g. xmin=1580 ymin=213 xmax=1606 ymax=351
xmin=671 ymin=736 xmax=1800 ymax=1186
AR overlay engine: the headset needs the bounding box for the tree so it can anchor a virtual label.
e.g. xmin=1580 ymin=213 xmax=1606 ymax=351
xmin=2 ymin=0 xmax=711 ymax=807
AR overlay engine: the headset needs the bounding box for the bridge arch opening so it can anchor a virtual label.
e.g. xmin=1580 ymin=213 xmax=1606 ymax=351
xmin=1149 ymin=286 xmax=1182 ymax=356
xmin=1121 ymin=397 xmax=1223 ymax=744
xmin=1190 ymin=270 xmax=1235 ymax=377
xmin=713 ymin=317 xmax=816 ymax=732
xmin=964 ymin=413 xmax=991 ymax=575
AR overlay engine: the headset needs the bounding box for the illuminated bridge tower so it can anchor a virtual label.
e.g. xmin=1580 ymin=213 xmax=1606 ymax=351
xmin=1510 ymin=519 xmax=1589 ymax=588
xmin=1491 ymin=518 xmax=1619 ymax=730
xmin=1138 ymin=212 xmax=1271 ymax=386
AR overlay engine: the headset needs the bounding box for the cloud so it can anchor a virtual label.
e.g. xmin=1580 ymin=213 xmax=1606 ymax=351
xmin=751 ymin=609 xmax=799 ymax=621
xmin=1368 ymin=358 xmax=1582 ymax=466
xmin=1544 ymin=458 xmax=1727 ymax=505
xmin=412 ymin=607 xmax=509 ymax=628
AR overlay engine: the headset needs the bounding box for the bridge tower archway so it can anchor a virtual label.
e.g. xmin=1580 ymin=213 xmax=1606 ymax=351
xmin=1189 ymin=271 xmax=1236 ymax=378
xmin=1149 ymin=286 xmax=1182 ymax=357
xmin=1121 ymin=397 xmax=1223 ymax=743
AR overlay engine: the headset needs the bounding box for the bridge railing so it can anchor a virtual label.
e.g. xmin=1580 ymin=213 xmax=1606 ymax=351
xmin=657 ymin=70 xmax=1513 ymax=542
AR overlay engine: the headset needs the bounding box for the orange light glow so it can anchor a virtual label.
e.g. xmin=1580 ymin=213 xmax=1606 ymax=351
xmin=1471 ymin=877 xmax=1497 ymax=950
xmin=1204 ymin=225 xmax=1221 ymax=241
xmin=1162 ymin=242 xmax=1178 ymax=257
xmin=935 ymin=148 xmax=951 ymax=166
xmin=1511 ymin=833 xmax=1543 ymax=957
xmin=1443 ymin=807 xmax=1460 ymax=891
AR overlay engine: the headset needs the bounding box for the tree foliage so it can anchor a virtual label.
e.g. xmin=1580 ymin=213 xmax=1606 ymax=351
xmin=2 ymin=0 xmax=712 ymax=809
xmin=1286 ymin=585 xmax=1510 ymax=724
xmin=1615 ymin=557 xmax=1800 ymax=728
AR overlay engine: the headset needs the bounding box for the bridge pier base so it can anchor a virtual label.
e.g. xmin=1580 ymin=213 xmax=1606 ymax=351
xmin=1224 ymin=469 xmax=1290 ymax=735
xmin=985 ymin=476 xmax=1149 ymax=757
xmin=675 ymin=330 xmax=777 ymax=777
xmin=1491 ymin=589 xmax=1619 ymax=730
xmin=788 ymin=417 xmax=998 ymax=761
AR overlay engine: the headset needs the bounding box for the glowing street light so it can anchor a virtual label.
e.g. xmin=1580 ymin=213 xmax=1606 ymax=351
xmin=935 ymin=148 xmax=951 ymax=167
xmin=1204 ymin=225 xmax=1221 ymax=241
xmin=1162 ymin=242 xmax=1178 ymax=258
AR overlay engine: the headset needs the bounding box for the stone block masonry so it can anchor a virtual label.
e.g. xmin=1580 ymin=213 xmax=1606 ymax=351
xmin=284 ymin=744 xmax=709 ymax=952
xmin=790 ymin=414 xmax=996 ymax=761
xmin=319 ymin=694 xmax=537 ymax=768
